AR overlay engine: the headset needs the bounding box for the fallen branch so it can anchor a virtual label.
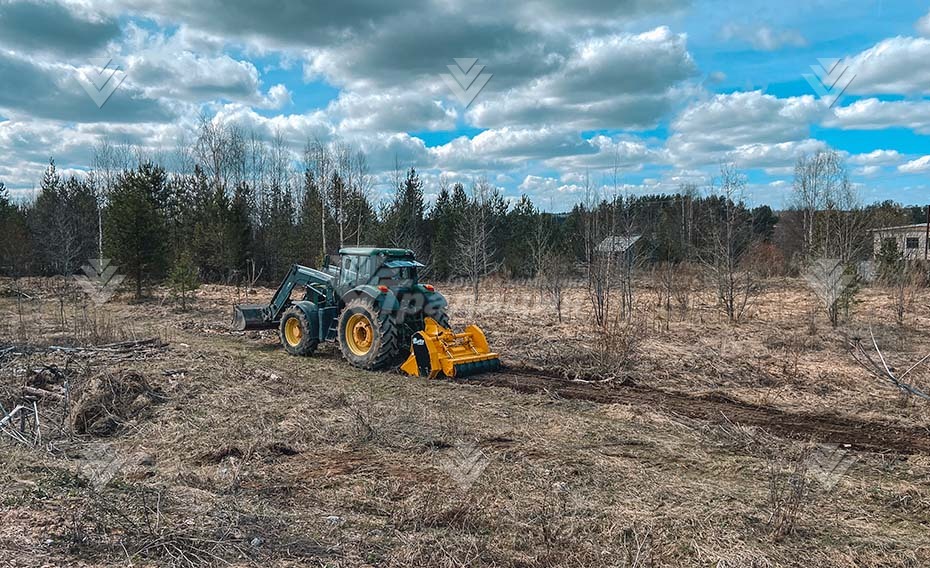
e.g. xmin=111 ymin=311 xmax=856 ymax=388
xmin=0 ymin=405 xmax=25 ymax=428
xmin=1 ymin=286 xmax=35 ymax=300
xmin=849 ymin=328 xmax=930 ymax=400
xmin=0 ymin=405 xmax=30 ymax=445
xmin=22 ymin=386 xmax=65 ymax=401
xmin=0 ymin=339 xmax=164 ymax=359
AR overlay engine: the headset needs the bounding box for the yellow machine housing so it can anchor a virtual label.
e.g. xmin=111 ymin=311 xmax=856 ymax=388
xmin=400 ymin=317 xmax=501 ymax=378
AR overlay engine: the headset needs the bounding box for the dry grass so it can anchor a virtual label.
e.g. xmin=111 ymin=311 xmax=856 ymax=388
xmin=442 ymin=276 xmax=930 ymax=426
xmin=0 ymin=275 xmax=929 ymax=566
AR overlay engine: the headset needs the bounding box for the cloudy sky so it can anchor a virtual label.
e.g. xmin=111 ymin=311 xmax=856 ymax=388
xmin=1 ymin=0 xmax=928 ymax=210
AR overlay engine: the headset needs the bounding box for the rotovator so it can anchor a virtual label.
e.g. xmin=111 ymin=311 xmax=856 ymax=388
xmin=233 ymin=247 xmax=500 ymax=378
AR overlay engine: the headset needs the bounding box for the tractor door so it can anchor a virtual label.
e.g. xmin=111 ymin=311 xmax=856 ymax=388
xmin=335 ymin=254 xmax=375 ymax=298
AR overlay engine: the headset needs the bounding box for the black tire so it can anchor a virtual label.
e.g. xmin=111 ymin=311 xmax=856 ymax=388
xmin=338 ymin=298 xmax=400 ymax=370
xmin=279 ymin=306 xmax=318 ymax=356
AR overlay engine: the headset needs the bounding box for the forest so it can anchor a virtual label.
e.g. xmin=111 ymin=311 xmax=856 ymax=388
xmin=0 ymin=121 xmax=927 ymax=298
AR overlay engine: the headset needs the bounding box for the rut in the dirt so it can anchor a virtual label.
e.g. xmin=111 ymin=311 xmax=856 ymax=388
xmin=459 ymin=368 xmax=930 ymax=455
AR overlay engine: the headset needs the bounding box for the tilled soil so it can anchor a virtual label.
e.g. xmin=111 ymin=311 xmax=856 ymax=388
xmin=460 ymin=367 xmax=930 ymax=455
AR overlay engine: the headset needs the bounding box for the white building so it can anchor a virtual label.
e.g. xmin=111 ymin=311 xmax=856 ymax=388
xmin=871 ymin=224 xmax=930 ymax=261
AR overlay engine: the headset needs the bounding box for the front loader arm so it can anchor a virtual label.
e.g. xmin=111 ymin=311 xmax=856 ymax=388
xmin=264 ymin=264 xmax=334 ymax=322
xmin=233 ymin=264 xmax=334 ymax=331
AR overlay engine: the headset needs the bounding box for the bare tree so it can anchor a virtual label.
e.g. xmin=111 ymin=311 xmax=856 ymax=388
xmin=703 ymin=163 xmax=757 ymax=323
xmin=678 ymin=183 xmax=698 ymax=261
xmin=455 ymin=179 xmax=499 ymax=302
xmin=528 ymin=214 xmax=553 ymax=292
xmin=346 ymin=149 xmax=373 ymax=246
xmin=826 ymin=178 xmax=870 ymax=262
xmin=580 ymin=173 xmax=617 ymax=328
xmin=90 ymin=139 xmax=132 ymax=263
xmin=305 ymin=137 xmax=335 ymax=256
xmin=195 ymin=116 xmax=231 ymax=192
xmin=540 ymin=251 xmax=572 ymax=322
xmin=791 ymin=150 xmax=850 ymax=258
xmin=804 ymin=258 xmax=856 ymax=327
xmin=654 ymin=262 xmax=680 ymax=330
xmin=884 ymin=257 xmax=923 ymax=326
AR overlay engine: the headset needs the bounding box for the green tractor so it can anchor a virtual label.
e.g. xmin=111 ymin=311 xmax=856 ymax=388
xmin=233 ymin=247 xmax=500 ymax=377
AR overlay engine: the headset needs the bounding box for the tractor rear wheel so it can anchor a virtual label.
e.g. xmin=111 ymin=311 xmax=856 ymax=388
xmin=338 ymin=298 xmax=400 ymax=370
xmin=279 ymin=306 xmax=318 ymax=356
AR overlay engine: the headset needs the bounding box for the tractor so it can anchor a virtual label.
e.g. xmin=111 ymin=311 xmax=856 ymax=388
xmin=233 ymin=247 xmax=500 ymax=378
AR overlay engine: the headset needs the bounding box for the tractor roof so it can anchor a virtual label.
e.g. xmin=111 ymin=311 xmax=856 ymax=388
xmin=338 ymin=246 xmax=415 ymax=257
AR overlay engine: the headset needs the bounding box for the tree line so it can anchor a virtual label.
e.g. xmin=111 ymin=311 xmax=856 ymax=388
xmin=0 ymin=122 xmax=926 ymax=307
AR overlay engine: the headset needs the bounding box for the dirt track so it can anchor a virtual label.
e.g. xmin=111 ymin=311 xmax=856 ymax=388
xmin=458 ymin=367 xmax=930 ymax=455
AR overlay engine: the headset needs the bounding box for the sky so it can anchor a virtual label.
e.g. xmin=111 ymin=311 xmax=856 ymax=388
xmin=0 ymin=0 xmax=929 ymax=211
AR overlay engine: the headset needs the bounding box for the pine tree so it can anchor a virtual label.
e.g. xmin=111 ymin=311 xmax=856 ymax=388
xmin=65 ymin=176 xmax=100 ymax=264
xmin=383 ymin=168 xmax=427 ymax=258
xmin=0 ymin=181 xmax=32 ymax=275
xmin=429 ymin=185 xmax=455 ymax=280
xmin=30 ymin=160 xmax=99 ymax=275
xmin=106 ymin=162 xmax=168 ymax=299
xmin=259 ymin=182 xmax=297 ymax=280
xmin=32 ymin=159 xmax=69 ymax=273
xmin=168 ymin=250 xmax=200 ymax=311
xmin=227 ymin=181 xmax=253 ymax=273
xmin=345 ymin=187 xmax=377 ymax=247
xmin=503 ymin=194 xmax=538 ymax=278
xmin=297 ymin=169 xmax=325 ymax=266
xmin=165 ymin=174 xmax=195 ymax=266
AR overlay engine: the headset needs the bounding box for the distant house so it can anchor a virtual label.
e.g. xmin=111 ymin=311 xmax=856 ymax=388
xmin=871 ymin=224 xmax=929 ymax=261
xmin=596 ymin=235 xmax=642 ymax=256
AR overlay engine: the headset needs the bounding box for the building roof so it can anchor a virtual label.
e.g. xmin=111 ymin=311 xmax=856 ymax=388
xmin=869 ymin=224 xmax=928 ymax=233
xmin=596 ymin=235 xmax=642 ymax=254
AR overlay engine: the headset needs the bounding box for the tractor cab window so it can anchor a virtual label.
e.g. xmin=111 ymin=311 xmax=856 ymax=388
xmin=339 ymin=256 xmax=358 ymax=286
xmin=339 ymin=255 xmax=374 ymax=286
xmin=379 ymin=266 xmax=417 ymax=288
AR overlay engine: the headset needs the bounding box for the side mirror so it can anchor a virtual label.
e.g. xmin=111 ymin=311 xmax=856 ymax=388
xmin=323 ymin=254 xmax=330 ymax=269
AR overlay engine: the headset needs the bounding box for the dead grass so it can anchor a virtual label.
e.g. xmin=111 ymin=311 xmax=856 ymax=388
xmin=1 ymin=276 xmax=930 ymax=566
xmin=442 ymin=276 xmax=930 ymax=427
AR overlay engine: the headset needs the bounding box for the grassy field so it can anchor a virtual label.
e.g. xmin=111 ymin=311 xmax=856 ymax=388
xmin=1 ymin=275 xmax=929 ymax=567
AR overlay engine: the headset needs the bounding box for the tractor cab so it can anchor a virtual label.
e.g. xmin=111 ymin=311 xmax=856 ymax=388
xmin=329 ymin=247 xmax=424 ymax=298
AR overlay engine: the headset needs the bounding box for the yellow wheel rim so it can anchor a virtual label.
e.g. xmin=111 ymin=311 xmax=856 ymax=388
xmin=284 ymin=317 xmax=302 ymax=346
xmin=345 ymin=313 xmax=374 ymax=356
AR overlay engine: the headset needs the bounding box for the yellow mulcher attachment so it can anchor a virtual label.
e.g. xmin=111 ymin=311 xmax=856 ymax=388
xmin=400 ymin=317 xmax=501 ymax=379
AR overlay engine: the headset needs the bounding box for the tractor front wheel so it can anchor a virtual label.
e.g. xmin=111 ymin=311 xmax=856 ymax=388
xmin=338 ymin=298 xmax=399 ymax=370
xmin=279 ymin=306 xmax=318 ymax=356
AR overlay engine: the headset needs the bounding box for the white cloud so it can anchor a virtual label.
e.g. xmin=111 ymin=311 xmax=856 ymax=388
xmin=121 ymin=27 xmax=269 ymax=105
xmin=826 ymin=98 xmax=930 ymax=133
xmin=848 ymin=149 xmax=901 ymax=166
xmin=846 ymin=36 xmax=930 ymax=95
xmin=917 ymin=10 xmax=930 ymax=37
xmin=467 ymin=27 xmax=697 ymax=130
xmin=667 ymin=91 xmax=826 ymax=168
xmin=260 ymin=84 xmax=292 ymax=110
xmin=854 ymin=165 xmax=881 ymax=176
xmin=517 ymin=175 xmax=585 ymax=209
xmin=721 ymin=24 xmax=807 ymax=51
xmin=210 ymin=104 xmax=333 ymax=149
xmin=429 ymin=127 xmax=600 ymax=171
xmin=327 ymin=90 xmax=456 ymax=133
xmin=544 ymin=135 xmax=660 ymax=171
xmin=898 ymin=155 xmax=930 ymax=173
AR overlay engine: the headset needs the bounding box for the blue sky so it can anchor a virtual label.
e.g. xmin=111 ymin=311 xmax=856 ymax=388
xmin=1 ymin=0 xmax=929 ymax=211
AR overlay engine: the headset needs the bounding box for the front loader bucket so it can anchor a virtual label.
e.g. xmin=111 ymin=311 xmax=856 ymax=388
xmin=400 ymin=317 xmax=501 ymax=379
xmin=232 ymin=304 xmax=275 ymax=331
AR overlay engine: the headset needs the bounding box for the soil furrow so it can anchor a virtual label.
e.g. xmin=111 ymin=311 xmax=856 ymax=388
xmin=457 ymin=368 xmax=930 ymax=455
